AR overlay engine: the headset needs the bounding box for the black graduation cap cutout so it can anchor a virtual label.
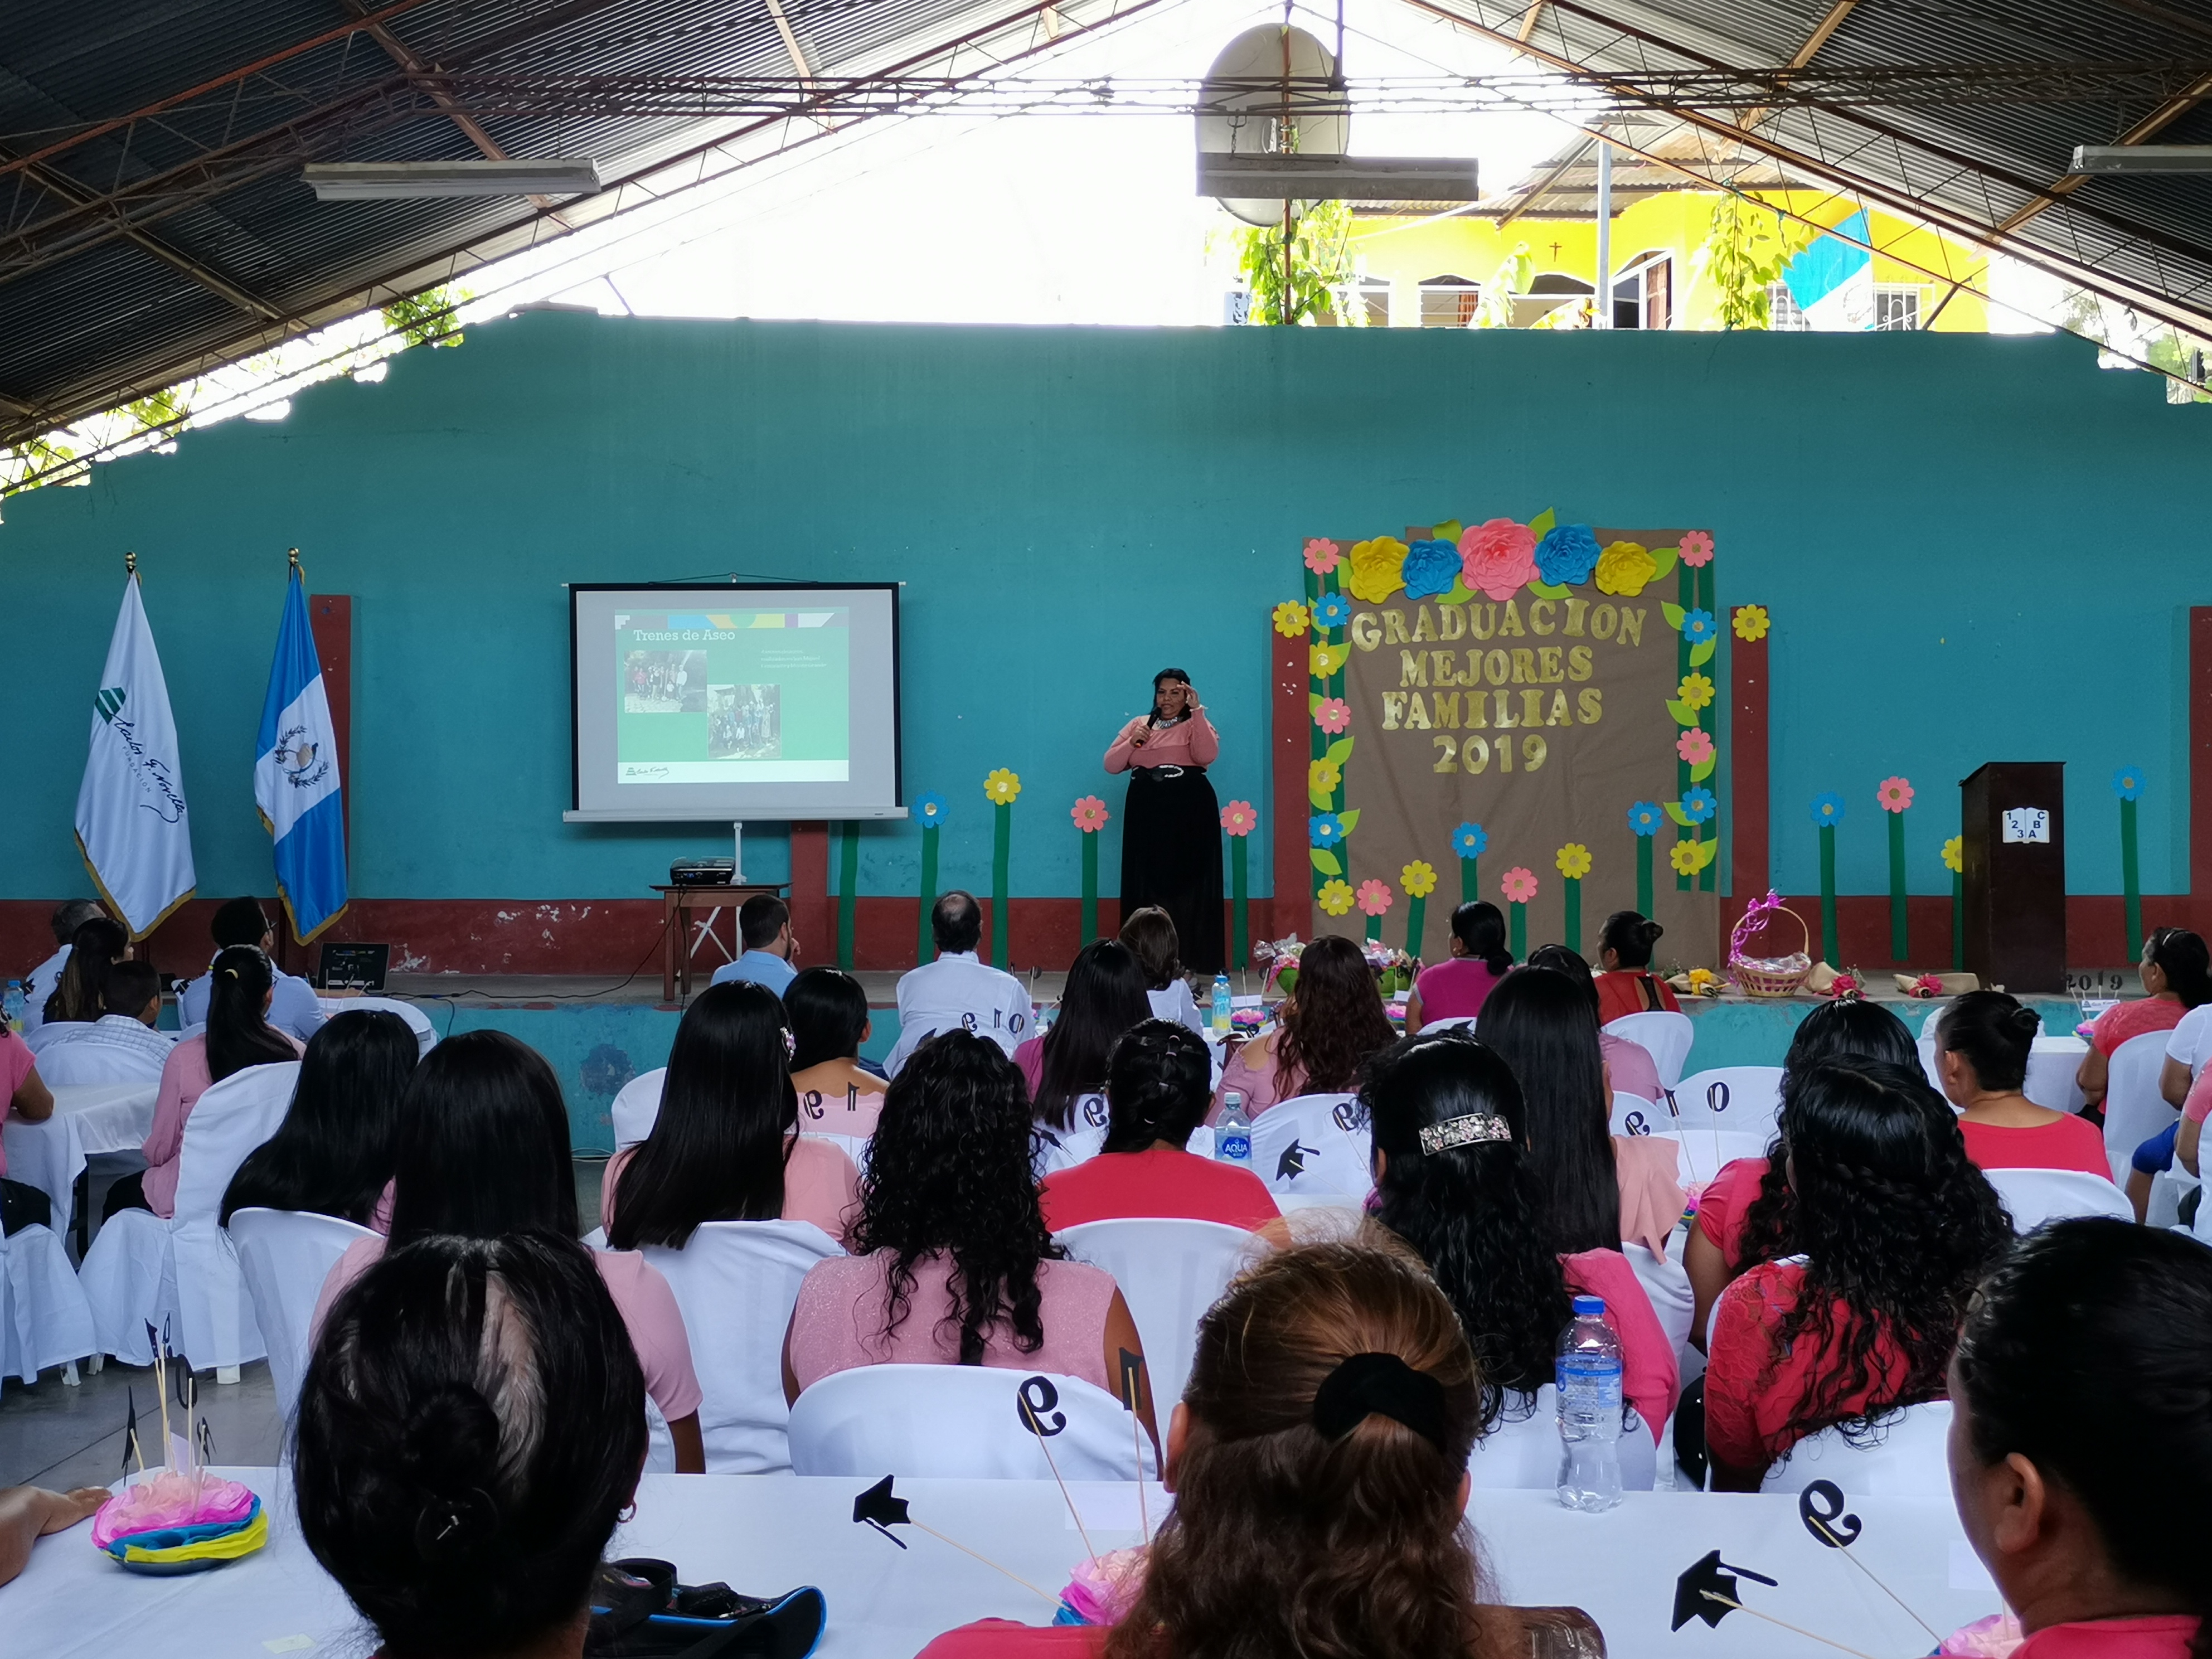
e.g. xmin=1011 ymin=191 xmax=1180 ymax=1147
xmin=121 ymin=1386 xmax=139 ymax=1474
xmin=852 ymin=1476 xmax=910 ymax=1549
xmin=1276 ymin=1140 xmax=1316 ymax=1181
xmin=1672 ymin=1549 xmax=1779 ymax=1631
xmin=1798 ymin=1479 xmax=1863 ymax=1549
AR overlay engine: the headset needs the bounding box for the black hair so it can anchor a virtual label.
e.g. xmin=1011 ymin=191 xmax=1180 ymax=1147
xmin=1366 ymin=1032 xmax=1575 ymax=1430
xmin=1448 ymin=901 xmax=1514 ymax=974
xmin=608 ymin=982 xmax=798 ymax=1250
xmin=787 ymin=966 xmax=869 ymax=1069
xmin=1147 ymin=667 xmax=1193 ymax=727
xmin=205 ymin=944 xmax=301 ymax=1083
xmin=43 ymin=916 xmax=128 ymax=1023
xmin=212 ymin=896 xmax=272 ymax=950
xmin=849 ymin=1030 xmax=1064 ymax=1364
xmin=738 ymin=893 xmax=789 ymax=952
xmin=2145 ymin=925 xmax=2212 ymax=1009
xmin=1474 ymin=966 xmax=1619 ymax=1255
xmin=1101 ymin=1020 xmax=1213 ymax=1153
xmin=387 ymin=1031 xmax=580 ymax=1246
xmin=1117 ymin=906 xmax=1183 ymax=992
xmin=294 ymin=1230 xmax=646 ymax=1659
xmin=1936 ymin=991 xmax=2043 ymax=1094
xmin=1032 ymin=939 xmax=1152 ymax=1132
xmin=100 ymin=959 xmax=161 ymax=1020
xmin=221 ymin=1011 xmax=416 ymax=1228
xmin=1954 ymin=1220 xmax=2212 ymax=1655
xmin=932 ymin=890 xmax=983 ymax=955
xmin=1524 ymin=944 xmax=1599 ymax=1015
xmin=49 ymin=899 xmax=104 ymax=948
xmin=1598 ymin=910 xmax=1665 ymax=968
xmin=1763 ymin=1059 xmax=2012 ymax=1449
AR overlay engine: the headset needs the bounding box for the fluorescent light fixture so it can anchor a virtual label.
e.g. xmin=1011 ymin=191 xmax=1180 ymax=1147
xmin=2070 ymin=145 xmax=2212 ymax=174
xmin=1197 ymin=154 xmax=1478 ymax=201
xmin=304 ymin=159 xmax=601 ymax=199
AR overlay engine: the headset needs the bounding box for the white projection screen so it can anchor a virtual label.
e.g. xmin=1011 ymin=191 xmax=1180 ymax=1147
xmin=567 ymin=583 xmax=903 ymax=822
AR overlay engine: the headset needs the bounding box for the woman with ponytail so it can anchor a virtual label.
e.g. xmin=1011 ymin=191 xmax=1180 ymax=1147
xmin=1404 ymin=900 xmax=1514 ymax=1034
xmin=31 ymin=916 xmax=129 ymax=1044
xmin=2077 ymin=926 xmax=2212 ymax=1111
xmin=1593 ymin=909 xmax=1679 ymax=1021
xmin=1936 ymin=991 xmax=2110 ymax=1178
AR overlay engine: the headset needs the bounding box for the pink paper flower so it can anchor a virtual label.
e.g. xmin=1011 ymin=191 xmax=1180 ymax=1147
xmin=1458 ymin=518 xmax=1539 ymax=601
xmin=1679 ymin=530 xmax=1715 ymax=567
xmin=1676 ymin=727 xmax=1715 ymax=765
xmin=1500 ymin=866 xmax=1539 ymax=905
xmin=1314 ymin=697 xmax=1351 ymax=734
xmin=1877 ymin=775 xmax=1915 ymax=813
xmin=1220 ymin=799 xmax=1257 ymax=836
xmin=1830 ymin=972 xmax=1862 ymax=1001
xmin=1070 ymin=795 xmax=1109 ymax=833
xmin=1303 ymin=538 xmax=1342 ymax=575
xmin=1356 ymin=879 xmax=1394 ymax=916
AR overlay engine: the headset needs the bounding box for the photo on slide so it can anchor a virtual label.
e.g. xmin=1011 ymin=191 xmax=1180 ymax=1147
xmin=623 ymin=649 xmax=709 ymax=714
xmin=708 ymin=683 xmax=782 ymax=760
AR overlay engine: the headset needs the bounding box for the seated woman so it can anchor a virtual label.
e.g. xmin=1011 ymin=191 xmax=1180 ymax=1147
xmin=1592 ymin=910 xmax=1680 ymax=1023
xmin=1704 ymin=1058 xmax=2011 ymax=1490
xmin=1949 ymin=1219 xmax=2210 ymax=1659
xmin=1 ymin=1027 xmax=56 ymax=1236
xmin=1120 ymin=906 xmax=1205 ymax=1035
xmin=1476 ymin=966 xmax=1682 ymax=1259
xmin=1015 ymin=939 xmax=1153 ymax=1143
xmin=783 ymin=1031 xmax=1154 ymax=1448
xmin=604 ymin=981 xmax=856 ymax=1244
xmin=1936 ymin=991 xmax=2109 ymax=1177
xmin=107 ymin=945 xmax=303 ymax=1221
xmin=313 ymin=1030 xmax=706 ymax=1473
xmin=2076 ymin=925 xmax=2211 ymax=1112
xmin=1526 ymin=943 xmax=1662 ymax=1103
xmin=296 ymin=1231 xmax=646 ymax=1659
xmin=1212 ymin=935 xmax=1395 ymax=1122
xmin=1367 ymin=1031 xmax=1676 ymax=1441
xmin=787 ymin=967 xmax=888 ymax=1137
xmin=1403 ymin=901 xmax=1512 ymax=1035
xmin=220 ymin=1009 xmax=417 ymax=1231
xmin=1039 ymin=1021 xmax=1277 ymax=1233
xmin=26 ymin=917 xmax=128 ymax=1053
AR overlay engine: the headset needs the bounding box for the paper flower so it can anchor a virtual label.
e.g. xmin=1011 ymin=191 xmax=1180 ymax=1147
xmin=1070 ymin=795 xmax=1109 ymax=832
xmin=1347 ymin=536 xmax=1409 ymax=603
xmin=1221 ymin=800 xmax=1257 ymax=836
xmin=1309 ymin=812 xmax=1346 ymax=848
xmin=1308 ymin=644 xmax=1337 ymax=680
xmin=2113 ymin=765 xmax=2147 ymax=801
xmin=1401 ymin=860 xmax=1438 ymax=898
xmin=1679 ymin=530 xmax=1715 ymax=567
xmin=1400 ymin=539 xmax=1462 ymax=600
xmin=1681 ymin=787 xmax=1718 ymax=824
xmin=1910 ymin=973 xmax=1944 ymax=998
xmin=1677 ymin=672 xmax=1716 ymax=711
xmin=1303 ymin=538 xmax=1342 ymax=575
xmin=1272 ymin=600 xmax=1311 ymax=637
xmin=1829 ymin=972 xmax=1862 ymax=1002
xmin=1877 ymin=776 xmax=1915 ymax=814
xmin=1595 ymin=540 xmax=1657 ymax=596
xmin=1669 ymin=839 xmax=1702 ymax=875
xmin=1942 ymin=835 xmax=1964 ymax=873
xmin=1500 ymin=866 xmax=1539 ymax=905
xmin=1458 ymin=518 xmax=1539 ymax=601
xmin=1676 ymin=728 xmax=1715 ymax=765
xmin=1535 ymin=523 xmax=1602 ymax=587
xmin=1680 ymin=608 xmax=1717 ymax=646
xmin=1317 ymin=879 xmax=1356 ymax=916
xmin=984 ymin=768 xmax=1021 ymax=806
xmin=1313 ymin=591 xmax=1351 ymax=630
xmin=1811 ymin=793 xmax=1845 ymax=827
xmin=915 ymin=790 xmax=949 ymax=825
xmin=1685 ymin=967 xmax=1720 ymax=995
xmin=1732 ymin=604 xmax=1769 ymax=642
xmin=1627 ymin=802 xmax=1663 ymax=837
xmin=1314 ymin=697 xmax=1351 ymax=734
xmin=1308 ymin=759 xmax=1341 ymax=797
xmin=1452 ymin=822 xmax=1488 ymax=859
xmin=1555 ymin=843 xmax=1592 ymax=880
xmin=1356 ymin=879 xmax=1394 ymax=916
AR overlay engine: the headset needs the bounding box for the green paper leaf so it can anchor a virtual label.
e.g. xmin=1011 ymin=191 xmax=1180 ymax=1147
xmin=1526 ymin=508 xmax=1557 ymax=541
xmin=1661 ymin=601 xmax=1687 ymax=629
xmin=1665 ymin=802 xmax=1695 ymax=827
xmin=1337 ymin=808 xmax=1362 ymax=835
xmin=1689 ymin=638 xmax=1716 ymax=667
xmin=1308 ymin=784 xmax=1335 ymax=810
xmin=1666 ymin=698 xmax=1699 ymax=726
xmin=1690 ymin=756 xmax=1716 ymax=783
xmin=1440 ymin=577 xmax=1472 ymax=604
xmin=1325 ymin=735 xmax=1354 ymax=766
xmin=1433 ymin=520 xmax=1464 ymax=544
xmin=1696 ymin=838 xmax=1721 ymax=870
xmin=1308 ymin=692 xmax=1323 ymax=714
xmin=1648 ymin=543 xmax=1679 ymax=581
xmin=1309 ymin=848 xmax=1343 ymax=876
xmin=1529 ymin=580 xmax=1572 ymax=599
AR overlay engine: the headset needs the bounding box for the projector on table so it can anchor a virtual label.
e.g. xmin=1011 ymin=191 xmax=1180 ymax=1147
xmin=670 ymin=858 xmax=736 ymax=886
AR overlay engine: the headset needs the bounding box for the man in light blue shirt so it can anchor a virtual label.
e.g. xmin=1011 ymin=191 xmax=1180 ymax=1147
xmin=709 ymin=893 xmax=798 ymax=997
xmin=178 ymin=897 xmax=326 ymax=1041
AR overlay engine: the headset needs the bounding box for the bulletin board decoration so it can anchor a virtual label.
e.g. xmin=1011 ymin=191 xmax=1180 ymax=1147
xmin=1071 ymin=795 xmax=1109 ymax=945
xmin=1501 ymin=865 xmax=1539 ymax=957
xmin=2114 ymin=765 xmax=2147 ymax=961
xmin=983 ymin=770 xmax=1020 ymax=966
xmin=913 ymin=792 xmax=948 ymax=968
xmin=1356 ymin=878 xmax=1394 ymax=943
xmin=1876 ymin=776 xmax=1914 ymax=963
xmin=1555 ymin=843 xmax=1592 ymax=954
xmin=1221 ymin=801 xmax=1257 ymax=968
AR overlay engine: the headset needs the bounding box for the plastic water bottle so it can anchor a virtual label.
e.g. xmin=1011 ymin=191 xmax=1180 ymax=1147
xmin=1216 ymin=1091 xmax=1253 ymax=1171
xmin=2 ymin=980 xmax=21 ymax=1034
xmin=1210 ymin=972 xmax=1232 ymax=1034
xmin=1555 ymin=1295 xmax=1624 ymax=1512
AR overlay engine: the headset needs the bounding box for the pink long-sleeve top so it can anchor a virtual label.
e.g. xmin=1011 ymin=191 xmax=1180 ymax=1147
xmin=1104 ymin=711 xmax=1219 ymax=773
xmin=142 ymin=1034 xmax=305 ymax=1218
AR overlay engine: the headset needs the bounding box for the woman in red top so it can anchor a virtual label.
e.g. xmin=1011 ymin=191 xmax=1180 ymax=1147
xmin=1936 ymin=991 xmax=2112 ymax=1178
xmin=1040 ymin=1021 xmax=1276 ymax=1233
xmin=1704 ymin=1058 xmax=2010 ymax=1490
xmin=2075 ymin=926 xmax=2211 ymax=1112
xmin=1592 ymin=910 xmax=1680 ymax=1022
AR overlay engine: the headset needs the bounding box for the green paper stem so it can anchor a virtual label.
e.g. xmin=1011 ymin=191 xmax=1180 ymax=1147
xmin=1080 ymin=832 xmax=1098 ymax=945
xmin=1818 ymin=823 xmax=1839 ymax=966
xmin=990 ymin=803 xmax=1011 ymax=967
xmin=1230 ymin=837 xmax=1249 ymax=968
xmin=1888 ymin=809 xmax=1908 ymax=963
xmin=1509 ymin=900 xmax=1527 ymax=958
xmin=917 ymin=824 xmax=940 ymax=968
xmin=1563 ymin=876 xmax=1581 ymax=955
xmin=1461 ymin=856 xmax=1479 ymax=906
xmin=1696 ymin=562 xmax=1718 ymax=892
xmin=1405 ymin=893 xmax=1427 ymax=961
xmin=1636 ymin=836 xmax=1653 ymax=918
xmin=2121 ymin=797 xmax=2143 ymax=962
xmin=1952 ymin=869 xmax=1965 ymax=971
xmin=837 ymin=822 xmax=859 ymax=970
xmin=1365 ymin=913 xmax=1382 ymax=942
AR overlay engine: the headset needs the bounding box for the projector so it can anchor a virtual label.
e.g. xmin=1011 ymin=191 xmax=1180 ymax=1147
xmin=670 ymin=858 xmax=736 ymax=886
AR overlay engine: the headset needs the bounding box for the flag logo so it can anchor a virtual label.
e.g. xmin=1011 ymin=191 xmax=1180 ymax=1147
xmin=95 ymin=687 xmax=125 ymax=723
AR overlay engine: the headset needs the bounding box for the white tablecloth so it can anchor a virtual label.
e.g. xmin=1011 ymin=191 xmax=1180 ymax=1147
xmin=2025 ymin=1035 xmax=2089 ymax=1114
xmin=0 ymin=1470 xmax=2002 ymax=1659
xmin=2 ymin=1081 xmax=157 ymax=1236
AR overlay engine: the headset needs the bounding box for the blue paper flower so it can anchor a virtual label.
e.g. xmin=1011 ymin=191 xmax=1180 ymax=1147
xmin=1452 ymin=822 xmax=1488 ymax=859
xmin=1313 ymin=591 xmax=1352 ymax=629
xmin=2113 ymin=765 xmax=2147 ymax=801
xmin=1400 ymin=540 xmax=1461 ymax=600
xmin=1535 ymin=523 xmax=1601 ymax=587
xmin=1309 ymin=812 xmax=1346 ymax=848
xmin=1627 ymin=802 xmax=1663 ymax=837
xmin=915 ymin=790 xmax=949 ymax=825
xmin=1681 ymin=787 xmax=1718 ymax=824
xmin=1681 ymin=608 xmax=1717 ymax=646
xmin=1810 ymin=792 xmax=1845 ymax=828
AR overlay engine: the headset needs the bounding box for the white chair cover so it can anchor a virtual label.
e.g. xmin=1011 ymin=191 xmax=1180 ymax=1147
xmin=1622 ymin=1242 xmax=1694 ymax=1365
xmin=1980 ymin=1166 xmax=2132 ymax=1232
xmin=79 ymin=1061 xmax=298 ymax=1368
xmin=1603 ymin=1011 xmax=1696 ymax=1091
xmin=1420 ymin=1015 xmax=1478 ymax=1033
xmin=1668 ymin=1068 xmax=1783 ymax=1140
xmin=1467 ymin=1385 xmax=1658 ymax=1492
xmin=1609 ymin=1092 xmax=1666 ymax=1137
xmin=227 ymin=1207 xmax=380 ymax=1414
xmin=1056 ymin=1217 xmax=1254 ymax=1411
xmin=0 ymin=1221 xmax=96 ymax=1385
xmin=637 ymin=1219 xmax=844 ymax=1474
xmin=1650 ymin=1129 xmax=1773 ymax=1190
xmin=325 ymin=996 xmax=436 ymax=1058
xmin=2103 ymin=1031 xmax=2179 ymax=1186
xmin=610 ymin=1068 xmax=667 ymax=1151
xmin=1034 ymin=1096 xmax=1110 ymax=1178
xmin=1759 ymin=1401 xmax=1954 ymax=1495
xmin=1917 ymin=1002 xmax=1953 ymax=1038
xmin=789 ymin=1364 xmax=1156 ymax=1480
xmin=1249 ymin=1093 xmax=1369 ymax=1201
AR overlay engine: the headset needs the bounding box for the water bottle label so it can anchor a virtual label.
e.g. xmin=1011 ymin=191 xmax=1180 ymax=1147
xmin=1556 ymin=1358 xmax=1623 ymax=1417
xmin=1218 ymin=1131 xmax=1252 ymax=1162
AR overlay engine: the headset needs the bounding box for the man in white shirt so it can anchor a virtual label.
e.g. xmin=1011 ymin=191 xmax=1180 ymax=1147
xmin=19 ymin=899 xmax=104 ymax=1038
xmin=2162 ymin=1001 xmax=2212 ymax=1106
xmin=884 ymin=891 xmax=1035 ymax=1075
xmin=177 ymin=898 xmax=325 ymax=1041
xmin=36 ymin=962 xmax=174 ymax=1086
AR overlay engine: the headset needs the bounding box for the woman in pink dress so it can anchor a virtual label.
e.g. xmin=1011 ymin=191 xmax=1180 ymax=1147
xmin=1211 ymin=935 xmax=1395 ymax=1121
xmin=786 ymin=967 xmax=888 ymax=1138
xmin=1104 ymin=669 xmax=1224 ymax=974
xmin=2075 ymin=926 xmax=2210 ymax=1111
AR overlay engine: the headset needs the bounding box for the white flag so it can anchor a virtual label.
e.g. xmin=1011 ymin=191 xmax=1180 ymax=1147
xmin=75 ymin=572 xmax=196 ymax=938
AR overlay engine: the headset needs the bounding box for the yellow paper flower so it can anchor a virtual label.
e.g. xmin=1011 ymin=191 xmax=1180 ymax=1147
xmin=1669 ymin=839 xmax=1701 ymax=875
xmin=1272 ymin=600 xmax=1311 ymax=638
xmin=1733 ymin=604 xmax=1769 ymax=642
xmin=1308 ymin=644 xmax=1332 ymax=679
xmin=1346 ymin=536 xmax=1409 ymax=604
xmin=1942 ymin=835 xmax=1964 ymax=874
xmin=1308 ymin=759 xmax=1341 ymax=797
xmin=983 ymin=768 xmax=1021 ymax=806
xmin=1555 ymin=843 xmax=1592 ymax=880
xmin=1677 ymin=672 xmax=1716 ymax=711
xmin=1317 ymin=879 xmax=1356 ymax=916
xmin=1594 ymin=540 xmax=1657 ymax=596
xmin=1687 ymin=967 xmax=1719 ymax=991
xmin=1400 ymin=860 xmax=1438 ymax=899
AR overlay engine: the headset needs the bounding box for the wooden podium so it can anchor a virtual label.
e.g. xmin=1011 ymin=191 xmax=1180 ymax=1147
xmin=1959 ymin=762 xmax=2067 ymax=993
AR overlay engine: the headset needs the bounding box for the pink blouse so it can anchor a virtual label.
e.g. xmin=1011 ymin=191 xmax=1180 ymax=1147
xmin=142 ymin=1034 xmax=305 ymax=1219
xmin=1208 ymin=1033 xmax=1305 ymax=1122
xmin=2087 ymin=996 xmax=2184 ymax=1058
xmin=0 ymin=1031 xmax=36 ymax=1178
xmin=600 ymin=1135 xmax=858 ymax=1240
xmin=1562 ymin=1246 xmax=1679 ymax=1442
xmin=1613 ymin=1134 xmax=1687 ymax=1257
xmin=788 ymin=1250 xmax=1120 ymax=1395
xmin=1103 ymin=710 xmax=1220 ymax=773
xmin=1600 ymin=1033 xmax=1663 ymax=1103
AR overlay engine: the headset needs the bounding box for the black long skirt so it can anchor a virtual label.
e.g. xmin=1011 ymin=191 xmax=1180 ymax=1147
xmin=1119 ymin=765 xmax=1226 ymax=974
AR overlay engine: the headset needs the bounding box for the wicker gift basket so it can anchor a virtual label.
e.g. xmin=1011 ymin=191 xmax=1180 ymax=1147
xmin=1729 ymin=890 xmax=1813 ymax=999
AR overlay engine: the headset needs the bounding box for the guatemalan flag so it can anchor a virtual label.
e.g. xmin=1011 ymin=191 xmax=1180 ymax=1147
xmin=255 ymin=565 xmax=348 ymax=941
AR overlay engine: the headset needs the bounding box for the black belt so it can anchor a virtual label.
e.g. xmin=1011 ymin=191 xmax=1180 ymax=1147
xmin=1141 ymin=764 xmax=1205 ymax=779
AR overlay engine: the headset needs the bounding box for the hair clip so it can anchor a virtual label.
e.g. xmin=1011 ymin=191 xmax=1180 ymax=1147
xmin=782 ymin=1028 xmax=797 ymax=1059
xmin=1417 ymin=1113 xmax=1513 ymax=1155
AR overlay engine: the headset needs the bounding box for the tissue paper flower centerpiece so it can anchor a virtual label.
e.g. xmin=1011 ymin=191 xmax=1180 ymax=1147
xmin=1458 ymin=520 xmax=1538 ymax=600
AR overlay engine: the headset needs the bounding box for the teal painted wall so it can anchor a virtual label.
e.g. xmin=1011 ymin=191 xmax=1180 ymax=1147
xmin=2 ymin=313 xmax=2205 ymax=910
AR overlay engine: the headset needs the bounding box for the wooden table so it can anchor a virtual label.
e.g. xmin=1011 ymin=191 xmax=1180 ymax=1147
xmin=652 ymin=884 xmax=785 ymax=1002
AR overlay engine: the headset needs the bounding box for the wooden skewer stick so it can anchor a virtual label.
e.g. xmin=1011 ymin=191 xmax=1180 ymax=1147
xmin=909 ymin=1520 xmax=1058 ymax=1605
xmin=1701 ymin=1592 xmax=1886 ymax=1659
xmin=1807 ymin=1516 xmax=1944 ymax=1643
xmin=1021 ymin=1399 xmax=1098 ymax=1564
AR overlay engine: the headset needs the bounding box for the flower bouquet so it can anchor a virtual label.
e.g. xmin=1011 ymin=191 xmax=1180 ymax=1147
xmin=1253 ymin=935 xmax=1303 ymax=997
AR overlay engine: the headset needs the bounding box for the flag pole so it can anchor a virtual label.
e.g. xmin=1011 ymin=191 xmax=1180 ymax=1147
xmin=124 ymin=550 xmax=136 ymax=576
